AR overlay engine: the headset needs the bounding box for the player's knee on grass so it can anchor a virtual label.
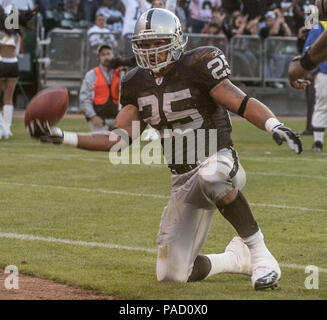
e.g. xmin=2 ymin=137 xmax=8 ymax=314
xmin=156 ymin=253 xmax=211 ymax=283
xmin=156 ymin=248 xmax=190 ymax=283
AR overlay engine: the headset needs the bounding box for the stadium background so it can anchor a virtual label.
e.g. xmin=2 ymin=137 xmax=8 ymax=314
xmin=13 ymin=0 xmax=310 ymax=117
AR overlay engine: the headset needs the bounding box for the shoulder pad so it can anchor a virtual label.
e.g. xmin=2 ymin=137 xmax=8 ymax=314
xmin=183 ymin=46 xmax=226 ymax=65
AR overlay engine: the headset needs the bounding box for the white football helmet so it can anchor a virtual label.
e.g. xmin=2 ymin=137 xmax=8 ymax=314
xmin=132 ymin=8 xmax=187 ymax=73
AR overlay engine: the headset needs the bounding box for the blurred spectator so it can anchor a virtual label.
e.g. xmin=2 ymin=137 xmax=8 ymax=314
xmin=178 ymin=0 xmax=191 ymax=27
xmin=228 ymin=13 xmax=260 ymax=38
xmin=78 ymin=0 xmax=100 ymax=22
xmin=279 ymin=0 xmax=295 ymax=32
xmin=292 ymin=0 xmax=316 ymax=35
xmin=246 ymin=14 xmax=261 ymax=34
xmin=119 ymin=0 xmax=150 ymax=56
xmin=241 ymin=0 xmax=267 ymax=20
xmin=211 ymin=5 xmax=228 ymax=28
xmin=259 ymin=9 xmax=292 ymax=38
xmin=221 ymin=0 xmax=241 ymax=15
xmin=87 ymin=13 xmax=118 ymax=48
xmin=199 ymin=7 xmax=229 ymax=52
xmin=121 ymin=0 xmax=149 ymax=36
xmin=267 ymin=0 xmax=282 ymax=10
xmin=175 ymin=3 xmax=187 ymax=31
xmin=0 ymin=0 xmax=13 ymax=8
xmin=152 ymin=0 xmax=165 ymax=7
xmin=163 ymin=0 xmax=187 ymax=31
xmin=96 ymin=0 xmax=124 ymax=34
xmin=260 ymin=9 xmax=293 ymax=87
xmin=189 ymin=0 xmax=222 ymax=33
xmin=64 ymin=0 xmax=80 ymax=15
xmin=201 ymin=21 xmax=225 ymax=35
xmin=35 ymin=0 xmax=64 ymax=34
xmin=226 ymin=12 xmax=260 ymax=79
xmin=36 ymin=0 xmax=62 ymax=19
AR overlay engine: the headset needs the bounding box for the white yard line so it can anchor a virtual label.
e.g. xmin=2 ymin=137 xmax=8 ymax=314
xmin=247 ymin=202 xmax=325 ymax=212
xmin=247 ymin=171 xmax=327 ymax=181
xmin=0 ymin=180 xmax=325 ymax=212
xmin=0 ymin=181 xmax=170 ymax=199
xmin=2 ymin=150 xmax=327 ymax=164
xmin=0 ymin=232 xmax=325 ymax=273
xmin=242 ymin=156 xmax=327 ymax=163
xmin=0 ymin=232 xmax=156 ymax=253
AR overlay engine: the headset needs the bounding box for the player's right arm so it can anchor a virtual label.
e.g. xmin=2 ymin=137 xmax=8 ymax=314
xmin=28 ymin=104 xmax=146 ymax=152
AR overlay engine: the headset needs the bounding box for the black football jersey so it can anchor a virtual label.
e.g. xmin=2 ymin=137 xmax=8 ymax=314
xmin=120 ymin=46 xmax=233 ymax=171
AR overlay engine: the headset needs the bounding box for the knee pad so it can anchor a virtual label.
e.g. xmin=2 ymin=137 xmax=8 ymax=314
xmin=197 ymin=155 xmax=235 ymax=203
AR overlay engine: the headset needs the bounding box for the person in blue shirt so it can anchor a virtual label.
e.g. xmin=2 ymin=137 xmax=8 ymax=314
xmin=288 ymin=2 xmax=327 ymax=87
xmin=302 ymin=0 xmax=327 ymax=151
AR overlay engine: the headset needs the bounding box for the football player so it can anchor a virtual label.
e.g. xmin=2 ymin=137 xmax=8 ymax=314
xmin=289 ymin=0 xmax=327 ymax=89
xmin=28 ymin=9 xmax=303 ymax=290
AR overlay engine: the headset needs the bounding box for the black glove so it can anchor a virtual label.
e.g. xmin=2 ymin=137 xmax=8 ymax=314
xmin=272 ymin=124 xmax=303 ymax=154
xmin=27 ymin=120 xmax=64 ymax=144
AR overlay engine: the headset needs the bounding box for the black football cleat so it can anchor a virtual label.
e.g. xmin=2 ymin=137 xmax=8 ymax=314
xmin=253 ymin=270 xmax=279 ymax=290
xmin=312 ymin=141 xmax=323 ymax=152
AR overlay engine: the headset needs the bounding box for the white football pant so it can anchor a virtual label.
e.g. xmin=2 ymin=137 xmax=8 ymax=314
xmin=156 ymin=148 xmax=246 ymax=282
xmin=312 ymin=72 xmax=327 ymax=141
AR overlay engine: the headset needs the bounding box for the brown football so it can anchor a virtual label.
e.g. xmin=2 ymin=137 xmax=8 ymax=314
xmin=24 ymin=88 xmax=69 ymax=127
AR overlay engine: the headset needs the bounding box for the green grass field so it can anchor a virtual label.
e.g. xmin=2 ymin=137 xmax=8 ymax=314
xmin=0 ymin=117 xmax=326 ymax=300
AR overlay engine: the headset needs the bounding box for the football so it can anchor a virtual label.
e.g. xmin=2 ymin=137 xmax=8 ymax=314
xmin=24 ymin=88 xmax=69 ymax=127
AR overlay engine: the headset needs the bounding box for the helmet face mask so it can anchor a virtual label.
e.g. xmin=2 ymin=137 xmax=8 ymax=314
xmin=132 ymin=9 xmax=187 ymax=73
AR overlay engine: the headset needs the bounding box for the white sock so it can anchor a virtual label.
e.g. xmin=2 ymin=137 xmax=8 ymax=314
xmin=0 ymin=113 xmax=8 ymax=138
xmin=3 ymin=104 xmax=13 ymax=131
xmin=313 ymin=131 xmax=324 ymax=143
xmin=242 ymin=230 xmax=271 ymax=267
xmin=205 ymin=252 xmax=235 ymax=278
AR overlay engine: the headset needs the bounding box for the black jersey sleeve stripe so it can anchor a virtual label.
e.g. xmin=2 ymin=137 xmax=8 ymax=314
xmin=146 ymin=9 xmax=155 ymax=30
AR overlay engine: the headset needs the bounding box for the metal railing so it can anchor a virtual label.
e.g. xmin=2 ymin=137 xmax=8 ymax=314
xmin=229 ymin=35 xmax=263 ymax=82
xmin=86 ymin=31 xmax=119 ymax=70
xmin=36 ymin=30 xmax=299 ymax=89
xmin=185 ymin=33 xmax=229 ymax=56
xmin=42 ymin=28 xmax=85 ymax=82
xmin=263 ymin=36 xmax=298 ymax=84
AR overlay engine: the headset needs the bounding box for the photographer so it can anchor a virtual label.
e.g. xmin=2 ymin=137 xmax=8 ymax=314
xmin=79 ymin=44 xmax=135 ymax=132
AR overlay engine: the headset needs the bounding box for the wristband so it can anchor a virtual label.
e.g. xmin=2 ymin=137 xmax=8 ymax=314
xmin=63 ymin=131 xmax=78 ymax=147
xmin=265 ymin=118 xmax=282 ymax=133
xmin=300 ymin=49 xmax=317 ymax=71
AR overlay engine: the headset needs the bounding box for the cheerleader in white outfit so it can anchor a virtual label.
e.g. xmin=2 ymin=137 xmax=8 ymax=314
xmin=0 ymin=6 xmax=35 ymax=139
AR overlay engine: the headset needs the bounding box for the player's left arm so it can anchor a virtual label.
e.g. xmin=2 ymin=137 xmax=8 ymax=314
xmin=210 ymin=78 xmax=302 ymax=154
xmin=289 ymin=29 xmax=327 ymax=88
xmin=210 ymin=79 xmax=276 ymax=130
